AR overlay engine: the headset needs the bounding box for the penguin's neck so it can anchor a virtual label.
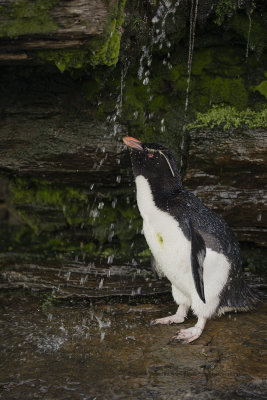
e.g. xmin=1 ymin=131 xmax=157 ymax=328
xmin=135 ymin=175 xmax=183 ymax=213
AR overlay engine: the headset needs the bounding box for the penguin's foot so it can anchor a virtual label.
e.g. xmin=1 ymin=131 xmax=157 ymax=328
xmin=151 ymin=314 xmax=185 ymax=325
xmin=151 ymin=304 xmax=189 ymax=325
xmin=173 ymin=326 xmax=203 ymax=344
xmin=172 ymin=316 xmax=207 ymax=344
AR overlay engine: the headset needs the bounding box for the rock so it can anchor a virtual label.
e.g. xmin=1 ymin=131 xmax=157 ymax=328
xmin=0 ymin=0 xmax=266 ymax=276
xmin=0 ymin=292 xmax=266 ymax=399
xmin=0 ymin=0 xmax=126 ymax=67
xmin=184 ymin=128 xmax=267 ymax=246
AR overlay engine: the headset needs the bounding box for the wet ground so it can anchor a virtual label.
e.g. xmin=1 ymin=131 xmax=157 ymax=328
xmin=1 ymin=292 xmax=267 ymax=400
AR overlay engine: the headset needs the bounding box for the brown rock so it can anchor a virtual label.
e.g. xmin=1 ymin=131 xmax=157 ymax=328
xmin=184 ymin=128 xmax=267 ymax=246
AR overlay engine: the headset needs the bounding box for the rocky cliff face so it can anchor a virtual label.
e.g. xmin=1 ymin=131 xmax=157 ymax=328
xmin=185 ymin=127 xmax=267 ymax=247
xmin=0 ymin=0 xmax=266 ymax=293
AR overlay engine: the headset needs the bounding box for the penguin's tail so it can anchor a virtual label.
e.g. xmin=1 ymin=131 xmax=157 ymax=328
xmin=217 ymin=277 xmax=260 ymax=316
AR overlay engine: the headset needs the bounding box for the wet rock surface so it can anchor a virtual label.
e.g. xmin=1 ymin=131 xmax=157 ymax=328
xmin=0 ymin=0 xmax=115 ymax=65
xmin=0 ymin=260 xmax=171 ymax=299
xmin=184 ymin=128 xmax=267 ymax=246
xmin=0 ymin=292 xmax=266 ymax=399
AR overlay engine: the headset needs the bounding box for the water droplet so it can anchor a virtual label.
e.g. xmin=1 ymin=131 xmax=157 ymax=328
xmin=107 ymin=254 xmax=114 ymax=264
xmin=133 ymin=111 xmax=139 ymax=120
xmin=116 ymin=175 xmax=121 ymax=183
xmin=143 ymin=77 xmax=149 ymax=86
xmin=91 ymin=209 xmax=99 ymax=220
xmin=80 ymin=277 xmax=85 ymax=285
xmin=99 ymin=278 xmax=104 ymax=289
xmin=65 ymin=271 xmax=71 ymax=281
xmin=112 ymin=198 xmax=117 ymax=208
xmin=98 ymin=202 xmax=104 ymax=210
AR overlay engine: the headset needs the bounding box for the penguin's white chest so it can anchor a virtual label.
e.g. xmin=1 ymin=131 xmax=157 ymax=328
xmin=135 ymin=176 xmax=192 ymax=289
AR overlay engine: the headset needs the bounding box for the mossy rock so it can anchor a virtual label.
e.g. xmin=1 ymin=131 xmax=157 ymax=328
xmin=254 ymin=73 xmax=267 ymax=100
xmin=9 ymin=177 xmax=146 ymax=260
xmin=230 ymin=11 xmax=267 ymax=57
xmin=0 ymin=0 xmax=58 ymax=38
xmin=187 ymin=105 xmax=267 ymax=131
xmin=89 ymin=0 xmax=127 ymax=67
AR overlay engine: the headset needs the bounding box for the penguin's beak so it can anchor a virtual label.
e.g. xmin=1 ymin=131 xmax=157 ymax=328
xmin=122 ymin=136 xmax=143 ymax=151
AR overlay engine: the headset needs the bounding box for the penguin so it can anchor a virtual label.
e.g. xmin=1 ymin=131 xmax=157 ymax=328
xmin=122 ymin=136 xmax=258 ymax=343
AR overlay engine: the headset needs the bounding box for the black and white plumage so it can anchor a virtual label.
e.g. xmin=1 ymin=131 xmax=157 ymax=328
xmin=123 ymin=136 xmax=258 ymax=343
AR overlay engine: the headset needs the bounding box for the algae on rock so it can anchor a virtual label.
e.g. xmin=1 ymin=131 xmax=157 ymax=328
xmin=0 ymin=0 xmax=58 ymax=38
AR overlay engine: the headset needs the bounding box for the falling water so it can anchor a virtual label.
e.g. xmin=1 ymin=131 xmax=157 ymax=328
xmin=86 ymin=62 xmax=129 ymax=269
xmin=109 ymin=62 xmax=129 ymax=138
xmin=137 ymin=0 xmax=199 ymax=170
xmin=184 ymin=0 xmax=198 ymax=117
xmin=138 ymin=0 xmax=181 ymax=87
xmin=180 ymin=0 xmax=198 ymax=170
xmin=245 ymin=11 xmax=252 ymax=59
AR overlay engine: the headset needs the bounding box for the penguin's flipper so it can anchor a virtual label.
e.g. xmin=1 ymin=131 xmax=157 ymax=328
xmin=190 ymin=225 xmax=206 ymax=303
xmin=150 ymin=253 xmax=164 ymax=279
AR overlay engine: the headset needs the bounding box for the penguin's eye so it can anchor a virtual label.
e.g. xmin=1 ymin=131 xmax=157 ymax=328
xmin=148 ymin=153 xmax=154 ymax=158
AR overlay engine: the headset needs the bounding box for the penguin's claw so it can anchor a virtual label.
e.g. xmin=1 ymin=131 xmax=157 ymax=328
xmin=151 ymin=314 xmax=185 ymax=325
xmin=172 ymin=326 xmax=203 ymax=344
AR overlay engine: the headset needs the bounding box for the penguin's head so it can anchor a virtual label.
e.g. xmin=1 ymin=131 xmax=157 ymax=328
xmin=122 ymin=136 xmax=182 ymax=190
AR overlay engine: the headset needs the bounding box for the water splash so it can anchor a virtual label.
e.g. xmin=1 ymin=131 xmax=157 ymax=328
xmin=93 ymin=313 xmax=111 ymax=342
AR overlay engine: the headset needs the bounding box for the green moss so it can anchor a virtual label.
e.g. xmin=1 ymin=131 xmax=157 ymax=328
xmin=9 ymin=177 xmax=145 ymax=259
xmin=12 ymin=178 xmax=87 ymax=205
xmin=89 ymin=0 xmax=127 ymax=66
xmin=0 ymin=0 xmax=57 ymax=38
xmin=187 ymin=105 xmax=267 ymax=131
xmin=191 ymin=49 xmax=213 ymax=76
xmin=0 ymin=0 xmax=127 ymax=68
xmin=122 ymin=75 xmax=148 ymax=131
xmin=38 ymin=49 xmax=91 ymax=73
xmin=254 ymin=80 xmax=267 ymax=100
xmin=11 ymin=178 xmax=88 ymax=232
xmin=82 ymin=78 xmax=101 ymax=102
xmin=196 ymin=75 xmax=248 ymax=110
xmin=230 ymin=11 xmax=267 ymax=56
xmin=214 ymin=0 xmax=237 ymax=25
